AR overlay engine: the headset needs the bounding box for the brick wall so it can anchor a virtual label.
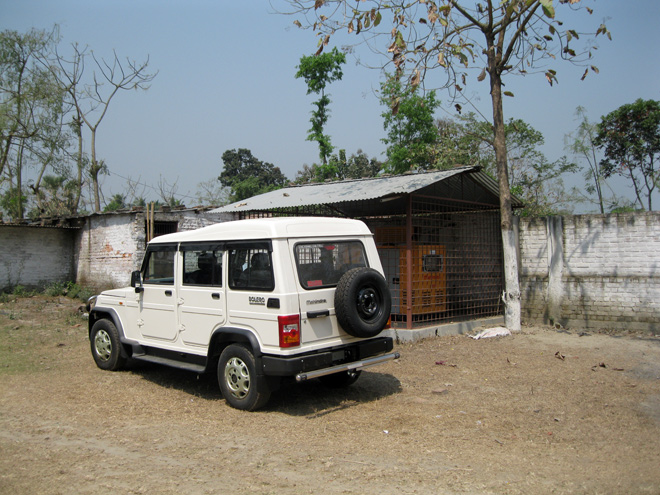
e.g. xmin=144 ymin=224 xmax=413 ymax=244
xmin=73 ymin=210 xmax=229 ymax=290
xmin=0 ymin=225 xmax=77 ymax=291
xmin=518 ymin=212 xmax=660 ymax=332
xmin=74 ymin=214 xmax=144 ymax=290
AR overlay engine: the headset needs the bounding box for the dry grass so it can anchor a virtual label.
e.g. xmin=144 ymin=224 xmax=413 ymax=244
xmin=1 ymin=296 xmax=660 ymax=494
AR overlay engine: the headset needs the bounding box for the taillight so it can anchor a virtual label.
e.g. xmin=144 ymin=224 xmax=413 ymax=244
xmin=278 ymin=314 xmax=300 ymax=348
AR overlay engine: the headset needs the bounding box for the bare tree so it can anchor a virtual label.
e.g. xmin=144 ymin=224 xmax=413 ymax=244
xmin=195 ymin=178 xmax=230 ymax=206
xmin=54 ymin=45 xmax=157 ymax=212
xmin=157 ymin=175 xmax=182 ymax=207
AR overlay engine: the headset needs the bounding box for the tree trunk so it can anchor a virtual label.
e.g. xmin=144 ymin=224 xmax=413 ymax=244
xmin=73 ymin=116 xmax=83 ymax=215
xmin=90 ymin=127 xmax=101 ymax=212
xmin=489 ymin=69 xmax=521 ymax=331
xmin=16 ymin=139 xmax=25 ymax=219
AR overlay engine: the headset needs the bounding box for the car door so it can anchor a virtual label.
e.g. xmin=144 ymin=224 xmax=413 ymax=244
xmin=291 ymin=239 xmax=369 ymax=343
xmin=177 ymin=243 xmax=226 ymax=347
xmin=138 ymin=244 xmax=179 ymax=342
xmin=225 ymin=242 xmax=279 ymax=347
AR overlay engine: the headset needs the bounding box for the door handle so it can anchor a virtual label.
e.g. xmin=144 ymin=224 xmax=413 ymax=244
xmin=211 ymin=293 xmax=220 ymax=300
xmin=307 ymin=310 xmax=329 ymax=319
xmin=165 ymin=290 xmax=172 ymax=296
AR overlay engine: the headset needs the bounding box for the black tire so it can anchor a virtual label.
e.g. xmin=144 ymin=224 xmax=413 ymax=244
xmin=90 ymin=319 xmax=126 ymax=371
xmin=217 ymin=344 xmax=270 ymax=411
xmin=335 ymin=267 xmax=392 ymax=338
xmin=319 ymin=370 xmax=362 ymax=388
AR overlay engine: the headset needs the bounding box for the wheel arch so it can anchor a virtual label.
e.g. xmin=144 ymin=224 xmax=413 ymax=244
xmin=89 ymin=307 xmax=124 ymax=337
xmin=88 ymin=307 xmax=131 ymax=359
xmin=208 ymin=327 xmax=263 ymax=363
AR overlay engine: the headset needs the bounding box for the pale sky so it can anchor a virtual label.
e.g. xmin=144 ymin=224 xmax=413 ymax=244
xmin=2 ymin=0 xmax=659 ymax=210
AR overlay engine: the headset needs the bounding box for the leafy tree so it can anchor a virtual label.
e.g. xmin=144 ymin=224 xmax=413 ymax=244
xmin=0 ymin=27 xmax=68 ymax=220
xmin=103 ymin=193 xmax=126 ymax=212
xmin=564 ymin=106 xmax=629 ymax=213
xmin=0 ymin=187 xmax=27 ymax=220
xmin=28 ymin=174 xmax=79 ymax=218
xmin=595 ymin=99 xmax=660 ymax=211
xmin=380 ymin=76 xmax=441 ymax=173
xmin=295 ymin=149 xmax=382 ymax=183
xmin=295 ymin=47 xmax=346 ymax=165
xmin=289 ymin=0 xmax=610 ymax=331
xmin=219 ymin=148 xmax=288 ymax=202
xmin=565 ymin=107 xmax=607 ymax=213
xmin=433 ymin=115 xmax=491 ymax=170
xmin=437 ymin=113 xmax=578 ymax=215
xmin=344 ymin=149 xmax=382 ymax=179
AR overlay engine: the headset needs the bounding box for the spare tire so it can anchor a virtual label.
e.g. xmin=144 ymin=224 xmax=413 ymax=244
xmin=335 ymin=267 xmax=392 ymax=338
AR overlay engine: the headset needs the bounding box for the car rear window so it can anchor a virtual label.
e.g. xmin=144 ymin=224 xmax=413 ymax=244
xmin=294 ymin=241 xmax=367 ymax=289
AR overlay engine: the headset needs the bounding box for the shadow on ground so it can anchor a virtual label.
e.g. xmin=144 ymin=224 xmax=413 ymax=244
xmin=124 ymin=359 xmax=402 ymax=416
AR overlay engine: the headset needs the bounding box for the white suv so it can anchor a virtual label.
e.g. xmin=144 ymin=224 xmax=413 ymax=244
xmin=87 ymin=217 xmax=398 ymax=410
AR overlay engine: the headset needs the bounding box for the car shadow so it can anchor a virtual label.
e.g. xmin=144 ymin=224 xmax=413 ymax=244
xmin=266 ymin=371 xmax=402 ymax=417
xmin=123 ymin=359 xmax=223 ymax=401
xmin=122 ymin=360 xmax=402 ymax=415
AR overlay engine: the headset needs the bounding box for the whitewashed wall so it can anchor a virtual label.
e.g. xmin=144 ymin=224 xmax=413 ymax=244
xmin=519 ymin=212 xmax=660 ymax=332
xmin=0 ymin=226 xmax=76 ymax=291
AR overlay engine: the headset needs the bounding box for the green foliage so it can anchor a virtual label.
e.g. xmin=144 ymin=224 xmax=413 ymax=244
xmin=12 ymin=285 xmax=29 ymax=296
xmin=0 ymin=27 xmax=69 ymax=220
xmin=380 ymin=76 xmax=441 ymax=174
xmin=0 ymin=188 xmax=28 ymax=221
xmin=103 ymin=193 xmax=126 ymax=212
xmin=295 ymin=47 xmax=346 ymax=164
xmin=433 ymin=116 xmax=491 ymax=170
xmin=436 ymin=113 xmax=578 ymax=215
xmin=41 ymin=281 xmax=93 ymax=301
xmin=218 ymin=148 xmax=288 ymax=202
xmin=28 ymin=175 xmax=81 ymax=219
xmin=294 ymin=149 xmax=382 ymax=183
xmin=595 ymin=99 xmax=660 ymax=211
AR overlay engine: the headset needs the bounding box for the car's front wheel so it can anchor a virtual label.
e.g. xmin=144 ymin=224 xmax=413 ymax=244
xmin=90 ymin=319 xmax=126 ymax=371
xmin=217 ymin=344 xmax=270 ymax=411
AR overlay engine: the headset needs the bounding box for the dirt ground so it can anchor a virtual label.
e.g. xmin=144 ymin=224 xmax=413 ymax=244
xmin=1 ymin=296 xmax=659 ymax=495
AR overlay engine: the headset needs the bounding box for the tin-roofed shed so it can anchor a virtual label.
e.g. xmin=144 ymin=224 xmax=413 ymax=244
xmin=212 ymin=166 xmax=522 ymax=330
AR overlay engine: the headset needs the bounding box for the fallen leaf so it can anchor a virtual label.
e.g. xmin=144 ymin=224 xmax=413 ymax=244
xmin=555 ymin=351 xmax=565 ymax=361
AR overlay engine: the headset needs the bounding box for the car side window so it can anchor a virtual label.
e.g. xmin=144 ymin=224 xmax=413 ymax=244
xmin=229 ymin=247 xmax=274 ymax=291
xmin=182 ymin=246 xmax=223 ymax=287
xmin=143 ymin=246 xmax=176 ymax=285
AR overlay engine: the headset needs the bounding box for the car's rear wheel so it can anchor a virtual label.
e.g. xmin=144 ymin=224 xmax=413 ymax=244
xmin=218 ymin=344 xmax=270 ymax=411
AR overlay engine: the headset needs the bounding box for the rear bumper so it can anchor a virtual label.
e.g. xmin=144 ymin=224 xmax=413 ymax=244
xmin=294 ymin=352 xmax=400 ymax=382
xmin=260 ymin=337 xmax=396 ymax=378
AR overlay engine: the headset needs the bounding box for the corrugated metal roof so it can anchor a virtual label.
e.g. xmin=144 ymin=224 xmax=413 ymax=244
xmin=211 ymin=166 xmax=519 ymax=214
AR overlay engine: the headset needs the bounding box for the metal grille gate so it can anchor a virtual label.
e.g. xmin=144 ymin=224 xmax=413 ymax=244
xmin=238 ymin=191 xmax=504 ymax=329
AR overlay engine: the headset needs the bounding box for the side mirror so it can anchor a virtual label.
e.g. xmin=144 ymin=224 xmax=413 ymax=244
xmin=131 ymin=270 xmax=144 ymax=293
